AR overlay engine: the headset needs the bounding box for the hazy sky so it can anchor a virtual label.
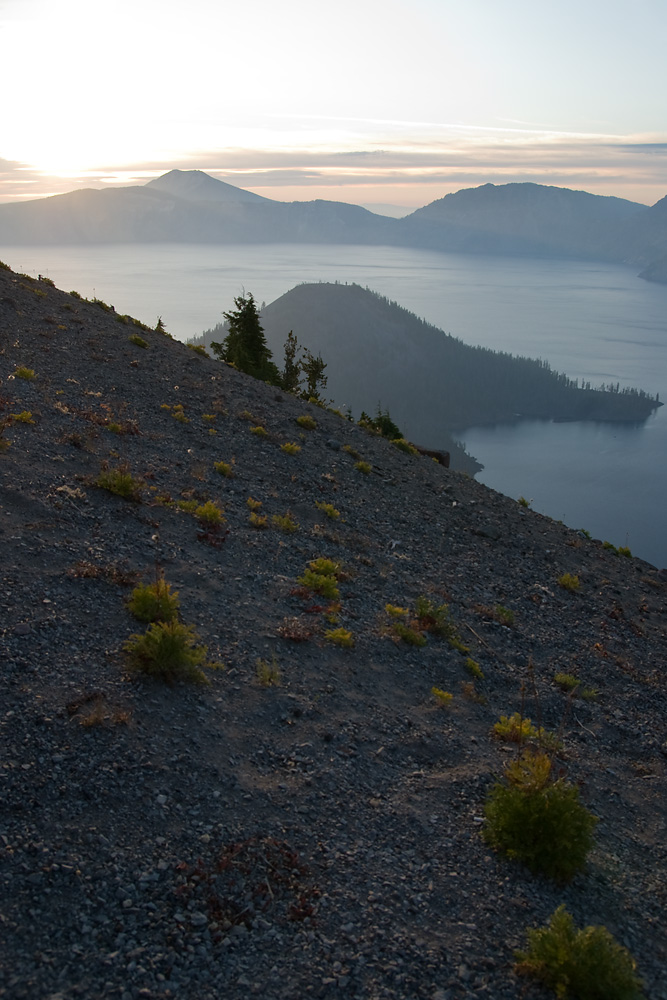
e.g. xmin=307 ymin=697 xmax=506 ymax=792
xmin=2 ymin=0 xmax=667 ymax=208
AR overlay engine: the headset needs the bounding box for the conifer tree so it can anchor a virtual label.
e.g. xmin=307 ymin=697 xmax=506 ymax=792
xmin=210 ymin=293 xmax=280 ymax=384
xmin=281 ymin=330 xmax=302 ymax=394
xmin=301 ymin=348 xmax=328 ymax=401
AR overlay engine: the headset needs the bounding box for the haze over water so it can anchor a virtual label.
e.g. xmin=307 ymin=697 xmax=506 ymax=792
xmin=3 ymin=243 xmax=666 ymax=567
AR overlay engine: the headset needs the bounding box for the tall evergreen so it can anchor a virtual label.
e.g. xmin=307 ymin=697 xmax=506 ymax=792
xmin=210 ymin=293 xmax=280 ymax=384
xmin=281 ymin=330 xmax=302 ymax=394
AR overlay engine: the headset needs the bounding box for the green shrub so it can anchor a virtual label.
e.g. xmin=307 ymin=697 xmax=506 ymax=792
xmin=343 ymin=444 xmax=361 ymax=459
xmin=391 ymin=437 xmax=419 ymax=456
xmin=195 ymin=500 xmax=225 ymax=526
xmin=494 ymin=604 xmax=515 ymax=625
xmin=95 ymin=464 xmax=142 ymax=501
xmin=214 ymin=460 xmax=235 ymax=478
xmin=14 ymin=366 xmax=36 ymax=380
xmin=415 ymin=596 xmax=468 ymax=650
xmin=516 ymin=905 xmax=644 ymax=999
xmin=123 ymin=620 xmax=213 ymax=684
xmin=272 ymin=512 xmax=299 ymax=533
xmin=249 ymin=511 xmax=268 ymax=529
xmin=392 ymin=621 xmax=427 ymax=646
xmin=324 ymin=627 xmax=354 ymax=648
xmin=431 ymin=686 xmax=453 ymax=707
xmin=483 ymin=752 xmax=598 ymax=883
xmin=296 ymin=414 xmax=317 ymax=430
xmin=355 ymin=460 xmax=372 ymax=474
xmin=250 ymin=425 xmax=268 ymax=437
xmin=558 ymin=573 xmax=581 ymax=592
xmin=465 ymin=657 xmax=484 ymax=680
xmin=493 ymin=712 xmax=561 ymax=750
xmin=127 ymin=578 xmax=180 ymax=623
xmin=128 ymin=334 xmax=148 ymax=349
xmin=188 ymin=344 xmax=209 ymax=357
xmin=11 ymin=411 xmax=35 ymax=424
xmin=298 ymin=558 xmax=341 ymax=599
xmin=617 ymin=546 xmax=632 ymax=558
xmin=518 ymin=496 xmax=531 ymax=508
xmin=281 ymin=441 xmax=301 ymax=454
xmin=315 ymin=501 xmax=340 ymax=520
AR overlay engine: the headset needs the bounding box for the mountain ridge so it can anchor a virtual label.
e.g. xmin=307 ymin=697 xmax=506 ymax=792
xmin=2 ymin=170 xmax=667 ymax=281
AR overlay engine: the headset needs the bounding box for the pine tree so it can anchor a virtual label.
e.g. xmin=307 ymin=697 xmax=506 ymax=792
xmin=301 ymin=348 xmax=328 ymax=401
xmin=281 ymin=330 xmax=302 ymax=394
xmin=210 ymin=293 xmax=280 ymax=384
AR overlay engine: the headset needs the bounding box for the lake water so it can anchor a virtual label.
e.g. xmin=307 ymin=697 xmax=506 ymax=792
xmin=2 ymin=243 xmax=666 ymax=567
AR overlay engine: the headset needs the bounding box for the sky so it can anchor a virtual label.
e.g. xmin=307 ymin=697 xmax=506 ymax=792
xmin=1 ymin=0 xmax=667 ymax=210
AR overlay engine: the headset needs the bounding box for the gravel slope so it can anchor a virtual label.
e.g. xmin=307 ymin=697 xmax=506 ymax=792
xmin=1 ymin=265 xmax=666 ymax=1000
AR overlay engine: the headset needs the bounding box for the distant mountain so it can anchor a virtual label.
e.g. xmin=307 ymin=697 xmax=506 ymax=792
xmin=196 ymin=283 xmax=660 ymax=464
xmin=2 ymin=170 xmax=667 ymax=282
xmin=0 ymin=169 xmax=394 ymax=246
xmin=396 ymin=182 xmax=645 ymax=260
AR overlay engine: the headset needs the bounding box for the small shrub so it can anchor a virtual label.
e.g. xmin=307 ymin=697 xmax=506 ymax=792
xmin=10 ymin=411 xmax=35 ymax=424
xmin=296 ymin=415 xmax=316 ymax=430
xmin=465 ymin=657 xmax=484 ymax=680
xmin=493 ymin=712 xmax=561 ymax=750
xmin=355 ymin=460 xmax=372 ymax=474
xmin=308 ymin=557 xmax=341 ymax=577
xmin=171 ymin=404 xmax=189 ymax=424
xmin=195 ymin=500 xmax=225 ymax=526
xmin=432 ymin=686 xmax=453 ymax=707
xmin=415 ymin=596 xmax=469 ymax=651
xmin=300 ymin=572 xmax=339 ymax=599
xmin=272 ymin=512 xmax=299 ymax=533
xmin=202 ymin=413 xmax=216 ymax=422
xmin=393 ymin=621 xmax=427 ymax=647
xmin=324 ymin=627 xmax=354 ymax=648
xmin=188 ymin=344 xmax=209 ymax=357
xmin=554 ymin=672 xmax=580 ymax=692
xmin=343 ymin=444 xmax=361 ymax=460
xmin=281 ymin=441 xmax=301 ymax=455
xmin=92 ymin=297 xmax=114 ymax=312
xmin=238 ymin=410 xmax=255 ymax=421
xmin=250 ymin=425 xmax=268 ymax=437
xmin=385 ymin=604 xmax=409 ymax=619
xmin=256 ymin=655 xmax=281 ymax=686
xmin=494 ymin=604 xmax=514 ymax=626
xmin=484 ymin=752 xmax=598 ymax=883
xmin=617 ymin=546 xmax=632 ymax=558
xmin=558 ymin=573 xmax=581 ymax=592
xmin=249 ymin=511 xmax=268 ymax=529
xmin=95 ymin=464 xmax=142 ymax=501
xmin=214 ymin=460 xmax=235 ymax=478
xmin=315 ymin=501 xmax=340 ymax=520
xmin=391 ymin=437 xmax=418 ymax=456
xmin=14 ymin=366 xmax=36 ymax=380
xmin=128 ymin=334 xmax=148 ymax=349
xmin=127 ymin=577 xmax=180 ymax=623
xmin=554 ymin=673 xmax=598 ymax=701
xmin=518 ymin=496 xmax=531 ymax=508
xmin=176 ymin=499 xmax=198 ymax=513
xmin=123 ymin=620 xmax=213 ymax=684
xmin=247 ymin=497 xmax=263 ymax=511
xmin=515 ymin=904 xmax=644 ymax=999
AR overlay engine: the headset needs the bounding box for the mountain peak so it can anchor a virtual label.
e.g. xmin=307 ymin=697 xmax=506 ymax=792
xmin=145 ymin=168 xmax=270 ymax=204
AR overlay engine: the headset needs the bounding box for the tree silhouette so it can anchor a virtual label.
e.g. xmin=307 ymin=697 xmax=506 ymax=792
xmin=210 ymin=293 xmax=279 ymax=384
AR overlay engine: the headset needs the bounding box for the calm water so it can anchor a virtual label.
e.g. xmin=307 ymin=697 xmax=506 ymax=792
xmin=3 ymin=243 xmax=666 ymax=566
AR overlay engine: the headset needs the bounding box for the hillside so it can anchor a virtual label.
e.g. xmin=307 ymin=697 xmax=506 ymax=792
xmin=3 ymin=171 xmax=667 ymax=284
xmin=197 ymin=283 xmax=661 ymax=449
xmin=1 ymin=263 xmax=667 ymax=1000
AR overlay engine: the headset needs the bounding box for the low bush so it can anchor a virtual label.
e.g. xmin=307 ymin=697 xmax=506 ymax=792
xmin=127 ymin=577 xmax=180 ymax=623
xmin=272 ymin=512 xmax=299 ymax=533
xmin=128 ymin=334 xmax=148 ymax=349
xmin=95 ymin=464 xmax=142 ymax=501
xmin=123 ymin=620 xmax=216 ymax=684
xmin=324 ymin=627 xmax=354 ymax=648
xmin=516 ymin=904 xmax=644 ymax=999
xmin=558 ymin=573 xmax=581 ymax=592
xmin=296 ymin=415 xmax=317 ymax=430
xmin=483 ymin=751 xmax=598 ymax=883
